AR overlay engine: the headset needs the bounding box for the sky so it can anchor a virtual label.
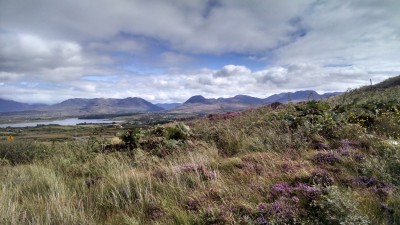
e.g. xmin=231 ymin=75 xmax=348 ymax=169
xmin=0 ymin=0 xmax=399 ymax=104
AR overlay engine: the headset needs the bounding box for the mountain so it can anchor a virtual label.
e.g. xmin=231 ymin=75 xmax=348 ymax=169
xmin=43 ymin=97 xmax=163 ymax=116
xmin=264 ymin=90 xmax=333 ymax=103
xmin=0 ymin=98 xmax=47 ymax=112
xmin=170 ymin=91 xmax=342 ymax=114
xmin=172 ymin=94 xmax=263 ymax=114
xmin=184 ymin=95 xmax=211 ymax=104
xmin=155 ymin=103 xmax=181 ymax=110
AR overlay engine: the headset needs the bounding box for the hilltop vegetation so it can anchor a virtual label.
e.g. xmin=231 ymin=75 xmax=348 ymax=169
xmin=0 ymin=76 xmax=399 ymax=224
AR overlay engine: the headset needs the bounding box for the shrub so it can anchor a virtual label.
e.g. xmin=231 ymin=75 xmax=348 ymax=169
xmin=165 ymin=123 xmax=191 ymax=141
xmin=209 ymin=127 xmax=243 ymax=156
xmin=118 ymin=128 xmax=142 ymax=149
xmin=313 ymin=186 xmax=370 ymax=225
xmin=0 ymin=140 xmax=46 ymax=165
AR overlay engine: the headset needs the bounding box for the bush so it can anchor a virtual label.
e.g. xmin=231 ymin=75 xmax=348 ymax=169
xmin=313 ymin=186 xmax=370 ymax=225
xmin=0 ymin=140 xmax=47 ymax=165
xmin=165 ymin=123 xmax=191 ymax=141
xmin=118 ymin=128 xmax=142 ymax=149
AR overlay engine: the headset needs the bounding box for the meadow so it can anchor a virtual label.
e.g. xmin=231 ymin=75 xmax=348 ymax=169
xmin=0 ymin=77 xmax=399 ymax=224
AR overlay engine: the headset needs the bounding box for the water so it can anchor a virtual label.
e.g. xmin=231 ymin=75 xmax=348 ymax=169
xmin=0 ymin=118 xmax=122 ymax=128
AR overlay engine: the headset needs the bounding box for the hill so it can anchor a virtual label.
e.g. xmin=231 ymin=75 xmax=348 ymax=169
xmin=42 ymin=97 xmax=163 ymax=116
xmin=364 ymin=75 xmax=400 ymax=90
xmin=265 ymin=90 xmax=325 ymax=103
xmin=0 ymin=99 xmax=46 ymax=112
xmin=0 ymin=76 xmax=399 ymax=224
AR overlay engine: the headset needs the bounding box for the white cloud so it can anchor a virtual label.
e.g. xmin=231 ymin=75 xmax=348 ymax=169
xmin=0 ymin=33 xmax=87 ymax=74
xmin=0 ymin=63 xmax=395 ymax=104
xmin=0 ymin=0 xmax=399 ymax=104
xmin=275 ymin=0 xmax=400 ymax=68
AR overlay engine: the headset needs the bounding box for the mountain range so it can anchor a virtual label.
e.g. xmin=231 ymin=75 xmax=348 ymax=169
xmin=170 ymin=90 xmax=342 ymax=113
xmin=0 ymin=90 xmax=342 ymax=115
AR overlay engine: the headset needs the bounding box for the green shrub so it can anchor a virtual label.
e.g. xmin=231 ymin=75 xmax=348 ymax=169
xmin=165 ymin=123 xmax=190 ymax=141
xmin=313 ymin=186 xmax=370 ymax=225
xmin=209 ymin=126 xmax=243 ymax=156
xmin=0 ymin=141 xmax=36 ymax=165
xmin=119 ymin=128 xmax=143 ymax=149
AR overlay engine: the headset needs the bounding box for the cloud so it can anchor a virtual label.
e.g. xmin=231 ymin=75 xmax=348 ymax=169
xmin=0 ymin=63 xmax=394 ymax=104
xmin=0 ymin=0 xmax=314 ymax=54
xmin=213 ymin=65 xmax=251 ymax=78
xmin=0 ymin=33 xmax=86 ymax=74
xmin=275 ymin=0 xmax=400 ymax=68
xmin=0 ymin=72 xmax=24 ymax=82
xmin=0 ymin=0 xmax=399 ymax=104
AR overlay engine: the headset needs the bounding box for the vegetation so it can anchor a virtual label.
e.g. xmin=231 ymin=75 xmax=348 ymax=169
xmin=0 ymin=77 xmax=399 ymax=224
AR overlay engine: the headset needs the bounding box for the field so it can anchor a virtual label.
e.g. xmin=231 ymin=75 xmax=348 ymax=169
xmin=0 ymin=78 xmax=399 ymax=224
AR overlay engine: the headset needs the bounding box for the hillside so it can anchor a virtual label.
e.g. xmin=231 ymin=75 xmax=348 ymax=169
xmin=0 ymin=99 xmax=46 ymax=112
xmin=0 ymin=76 xmax=399 ymax=224
xmin=364 ymin=75 xmax=400 ymax=90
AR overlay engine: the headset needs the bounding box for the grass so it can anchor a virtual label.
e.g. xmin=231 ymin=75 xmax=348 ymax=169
xmin=1 ymin=76 xmax=400 ymax=224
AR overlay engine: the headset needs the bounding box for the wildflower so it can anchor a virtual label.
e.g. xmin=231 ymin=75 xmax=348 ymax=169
xmin=270 ymin=182 xmax=292 ymax=198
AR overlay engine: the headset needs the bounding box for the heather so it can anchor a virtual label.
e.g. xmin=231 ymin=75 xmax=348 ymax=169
xmin=0 ymin=77 xmax=400 ymax=224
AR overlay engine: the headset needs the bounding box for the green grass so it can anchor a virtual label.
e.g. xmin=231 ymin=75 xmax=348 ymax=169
xmin=1 ymin=76 xmax=400 ymax=224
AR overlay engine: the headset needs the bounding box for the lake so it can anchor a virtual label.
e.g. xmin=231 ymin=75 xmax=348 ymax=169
xmin=0 ymin=118 xmax=122 ymax=128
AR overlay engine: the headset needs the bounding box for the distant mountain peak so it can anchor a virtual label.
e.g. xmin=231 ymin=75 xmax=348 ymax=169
xmin=184 ymin=95 xmax=209 ymax=104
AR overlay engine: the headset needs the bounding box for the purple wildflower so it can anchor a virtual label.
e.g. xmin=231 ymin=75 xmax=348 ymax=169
xmin=295 ymin=183 xmax=322 ymax=201
xmin=270 ymin=182 xmax=292 ymax=198
xmin=256 ymin=216 xmax=269 ymax=225
xmin=268 ymin=197 xmax=299 ymax=224
xmin=353 ymin=176 xmax=393 ymax=198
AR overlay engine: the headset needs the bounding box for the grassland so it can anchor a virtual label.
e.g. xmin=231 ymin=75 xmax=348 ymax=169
xmin=0 ymin=77 xmax=399 ymax=224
